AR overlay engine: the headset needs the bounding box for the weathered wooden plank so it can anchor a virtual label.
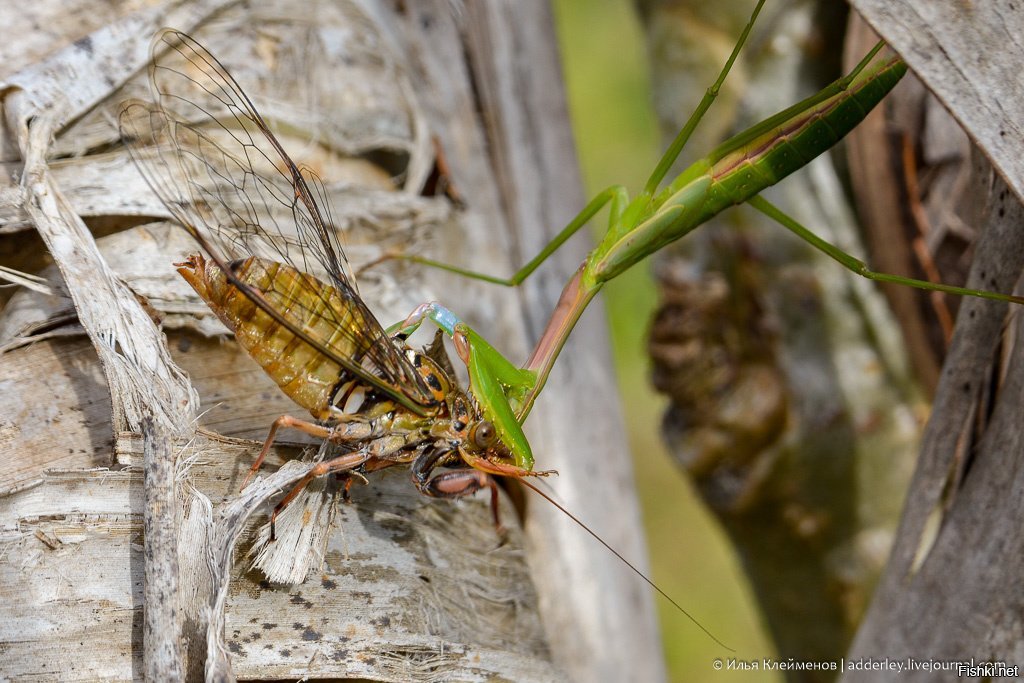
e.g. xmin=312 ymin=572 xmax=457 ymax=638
xmin=850 ymin=0 xmax=1024 ymax=204
xmin=1 ymin=0 xmax=658 ymax=680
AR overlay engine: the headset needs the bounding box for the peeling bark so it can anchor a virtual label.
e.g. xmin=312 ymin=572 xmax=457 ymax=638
xmin=0 ymin=1 xmax=660 ymax=681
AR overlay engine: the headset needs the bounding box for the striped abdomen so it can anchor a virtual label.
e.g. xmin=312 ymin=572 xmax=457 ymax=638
xmin=178 ymin=254 xmax=382 ymax=419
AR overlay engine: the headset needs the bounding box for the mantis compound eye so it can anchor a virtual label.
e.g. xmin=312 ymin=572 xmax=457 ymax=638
xmin=470 ymin=420 xmax=497 ymax=449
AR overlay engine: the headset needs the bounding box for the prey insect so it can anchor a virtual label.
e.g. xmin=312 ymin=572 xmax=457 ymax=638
xmin=118 ymin=29 xmax=550 ymax=537
xmin=378 ymin=0 xmax=1024 ymax=436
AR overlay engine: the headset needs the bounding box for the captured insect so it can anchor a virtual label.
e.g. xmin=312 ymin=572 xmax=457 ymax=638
xmin=118 ymin=29 xmax=553 ymax=537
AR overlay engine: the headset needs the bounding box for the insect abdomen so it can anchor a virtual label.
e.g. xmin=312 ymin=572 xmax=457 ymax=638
xmin=178 ymin=254 xmax=362 ymax=419
xmin=705 ymin=55 xmax=907 ymax=212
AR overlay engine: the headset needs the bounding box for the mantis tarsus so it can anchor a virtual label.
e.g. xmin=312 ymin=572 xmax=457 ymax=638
xmin=388 ymin=0 xmax=1024 ymax=477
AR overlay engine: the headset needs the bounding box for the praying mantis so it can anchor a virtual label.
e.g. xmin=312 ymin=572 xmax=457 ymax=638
xmin=385 ymin=0 xmax=1024 ymax=477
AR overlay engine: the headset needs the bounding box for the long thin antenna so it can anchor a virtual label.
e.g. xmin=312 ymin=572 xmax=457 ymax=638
xmin=519 ymin=479 xmax=735 ymax=652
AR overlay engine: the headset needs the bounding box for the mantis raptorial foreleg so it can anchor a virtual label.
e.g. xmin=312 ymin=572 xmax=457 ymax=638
xmin=390 ymin=302 xmax=538 ymax=468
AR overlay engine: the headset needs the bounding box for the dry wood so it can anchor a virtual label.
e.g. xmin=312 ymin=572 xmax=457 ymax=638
xmin=851 ymin=0 xmax=1024 ymax=206
xmin=844 ymin=157 xmax=1024 ymax=679
xmin=0 ymin=1 xmax=662 ymax=681
xmin=833 ymin=3 xmax=1024 ymax=675
xmin=143 ymin=415 xmax=184 ymax=680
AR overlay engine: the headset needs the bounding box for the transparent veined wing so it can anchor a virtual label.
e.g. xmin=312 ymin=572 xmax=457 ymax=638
xmin=119 ymin=29 xmax=435 ymax=411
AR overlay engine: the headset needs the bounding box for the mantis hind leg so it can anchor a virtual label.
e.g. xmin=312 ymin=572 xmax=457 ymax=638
xmin=641 ymin=0 xmax=766 ymax=194
xmin=749 ymin=196 xmax=1024 ymax=306
xmin=365 ymin=185 xmax=629 ymax=288
xmin=362 ymin=4 xmax=771 ymax=287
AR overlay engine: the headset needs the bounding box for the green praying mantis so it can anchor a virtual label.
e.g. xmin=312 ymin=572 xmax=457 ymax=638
xmin=117 ymin=0 xmax=1024 ymax=657
xmin=387 ymin=0 xmax=1024 ymax=479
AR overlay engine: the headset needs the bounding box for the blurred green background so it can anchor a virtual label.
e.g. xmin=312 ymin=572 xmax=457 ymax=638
xmin=551 ymin=1 xmax=779 ymax=679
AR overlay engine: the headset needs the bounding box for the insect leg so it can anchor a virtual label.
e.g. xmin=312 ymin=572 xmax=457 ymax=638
xmin=411 ymin=446 xmax=504 ymax=533
xmin=361 ymin=186 xmax=625 ymax=287
xmin=243 ymin=415 xmax=374 ymax=490
xmin=269 ymin=450 xmax=374 ymax=540
xmin=749 ymin=195 xmax=1024 ymax=306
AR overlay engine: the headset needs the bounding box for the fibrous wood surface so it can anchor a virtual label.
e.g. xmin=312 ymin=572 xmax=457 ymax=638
xmin=0 ymin=1 xmax=662 ymax=681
